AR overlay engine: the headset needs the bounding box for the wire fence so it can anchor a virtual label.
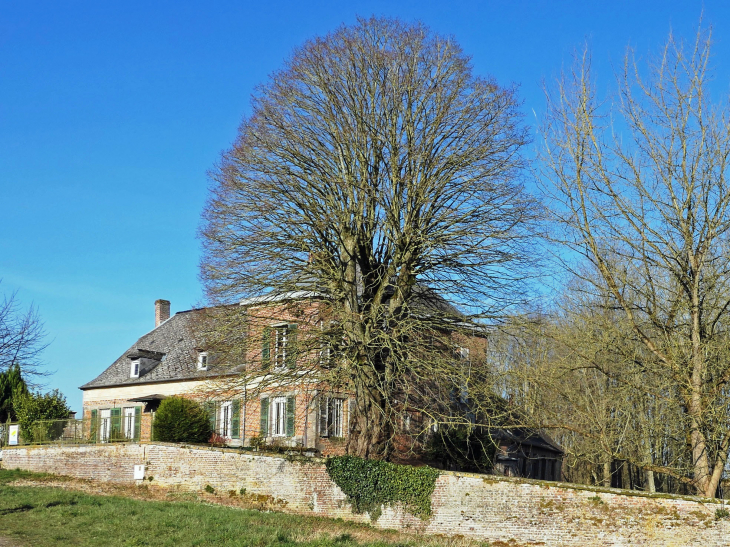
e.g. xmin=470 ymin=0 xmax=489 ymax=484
xmin=0 ymin=418 xmax=142 ymax=447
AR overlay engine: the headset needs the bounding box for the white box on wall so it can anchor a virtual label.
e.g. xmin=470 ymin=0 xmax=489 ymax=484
xmin=133 ymin=465 xmax=145 ymax=480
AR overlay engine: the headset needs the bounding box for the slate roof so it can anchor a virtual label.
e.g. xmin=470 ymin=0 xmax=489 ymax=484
xmin=80 ymin=308 xmax=230 ymax=390
xmin=81 ymin=284 xmax=468 ymax=391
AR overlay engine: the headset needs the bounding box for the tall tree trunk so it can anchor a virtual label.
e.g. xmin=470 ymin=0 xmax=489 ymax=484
xmin=645 ymin=469 xmax=656 ymax=493
xmin=602 ymin=460 xmax=612 ymax=488
xmin=690 ymin=284 xmax=712 ymax=496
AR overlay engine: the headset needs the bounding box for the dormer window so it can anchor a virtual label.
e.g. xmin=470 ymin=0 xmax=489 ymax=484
xmin=130 ymin=359 xmax=140 ymax=378
xmin=197 ymin=351 xmax=208 ymax=371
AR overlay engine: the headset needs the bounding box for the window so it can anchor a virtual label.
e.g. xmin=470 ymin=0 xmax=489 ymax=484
xmin=219 ymin=401 xmax=231 ymax=437
xmin=197 ymin=351 xmax=208 ymax=371
xmin=274 ymin=326 xmax=288 ymax=369
xmin=319 ymin=344 xmax=332 ymax=367
xmin=319 ymin=397 xmax=344 ymax=437
xmin=99 ymin=409 xmax=111 ymax=442
xmin=130 ymin=359 xmax=140 ymax=378
xmin=457 ymin=347 xmax=470 ymax=362
xmin=123 ymin=407 xmax=136 ymax=439
xmin=260 ymin=396 xmax=294 ymax=438
xmin=262 ymin=324 xmax=297 ymax=370
xmin=271 ymin=397 xmax=287 ymax=436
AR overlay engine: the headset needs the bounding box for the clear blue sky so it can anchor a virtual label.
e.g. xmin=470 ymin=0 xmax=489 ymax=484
xmin=2 ymin=1 xmax=728 ymax=413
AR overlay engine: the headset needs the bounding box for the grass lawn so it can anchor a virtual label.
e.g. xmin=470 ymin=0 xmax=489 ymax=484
xmin=0 ymin=469 xmax=489 ymax=547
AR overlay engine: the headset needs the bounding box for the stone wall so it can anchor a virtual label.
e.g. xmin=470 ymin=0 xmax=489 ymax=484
xmin=2 ymin=443 xmax=728 ymax=546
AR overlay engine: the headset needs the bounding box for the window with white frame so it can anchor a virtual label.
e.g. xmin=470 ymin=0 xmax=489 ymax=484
xmin=130 ymin=359 xmax=140 ymax=378
xmin=319 ymin=343 xmax=332 ymax=367
xmin=123 ymin=407 xmax=135 ymax=439
xmin=219 ymin=401 xmax=232 ymax=437
xmin=319 ymin=397 xmax=344 ymax=437
xmin=99 ymin=409 xmax=111 ymax=442
xmin=197 ymin=351 xmax=208 ymax=371
xmin=274 ymin=326 xmax=288 ymax=369
xmin=271 ymin=396 xmax=287 ymax=436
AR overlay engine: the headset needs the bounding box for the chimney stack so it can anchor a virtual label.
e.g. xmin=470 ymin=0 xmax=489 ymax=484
xmin=155 ymin=299 xmax=170 ymax=327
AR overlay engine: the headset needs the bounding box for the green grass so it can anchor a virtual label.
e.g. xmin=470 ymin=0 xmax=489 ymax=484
xmin=0 ymin=469 xmax=483 ymax=547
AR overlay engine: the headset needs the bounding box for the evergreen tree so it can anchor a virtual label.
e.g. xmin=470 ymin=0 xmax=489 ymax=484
xmin=0 ymin=364 xmax=28 ymax=422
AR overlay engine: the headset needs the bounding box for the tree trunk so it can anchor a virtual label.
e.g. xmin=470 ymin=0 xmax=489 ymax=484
xmin=347 ymin=385 xmax=392 ymax=459
xmin=602 ymin=460 xmax=612 ymax=488
xmin=645 ymin=469 xmax=656 ymax=493
xmin=345 ymin=354 xmax=393 ymax=460
xmin=690 ymin=283 xmax=712 ymax=496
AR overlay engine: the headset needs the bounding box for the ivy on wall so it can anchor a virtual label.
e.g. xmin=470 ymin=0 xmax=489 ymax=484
xmin=325 ymin=455 xmax=439 ymax=520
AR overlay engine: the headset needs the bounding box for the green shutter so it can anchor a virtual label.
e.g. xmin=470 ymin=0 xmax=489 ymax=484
xmin=262 ymin=327 xmax=271 ymax=370
xmin=90 ymin=409 xmax=98 ymax=442
xmin=286 ymin=396 xmax=295 ymax=437
xmin=110 ymin=408 xmax=122 ymax=441
xmin=204 ymin=402 xmax=216 ymax=433
xmin=134 ymin=406 xmax=142 ymax=441
xmin=260 ymin=397 xmax=269 ymax=437
xmin=231 ymin=400 xmax=240 ymax=439
xmin=286 ymin=324 xmax=298 ymax=369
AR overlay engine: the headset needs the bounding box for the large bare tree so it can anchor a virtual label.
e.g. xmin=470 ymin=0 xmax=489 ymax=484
xmin=201 ymin=17 xmax=535 ymax=459
xmin=540 ymin=28 xmax=730 ymax=496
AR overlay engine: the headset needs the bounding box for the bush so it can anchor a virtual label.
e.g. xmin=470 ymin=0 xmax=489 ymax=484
xmin=13 ymin=389 xmax=70 ymax=443
xmin=152 ymin=397 xmax=211 ymax=443
xmin=325 ymin=455 xmax=439 ymax=520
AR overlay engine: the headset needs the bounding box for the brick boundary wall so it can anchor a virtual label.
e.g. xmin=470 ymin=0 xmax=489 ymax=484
xmin=1 ymin=443 xmax=728 ymax=546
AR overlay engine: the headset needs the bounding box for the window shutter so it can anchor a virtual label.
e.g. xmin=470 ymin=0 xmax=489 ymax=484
xmin=286 ymin=396 xmax=295 ymax=437
xmin=231 ymin=400 xmax=240 ymax=439
xmin=286 ymin=324 xmax=298 ymax=369
xmin=260 ymin=397 xmax=269 ymax=437
xmin=262 ymin=327 xmax=271 ymax=370
xmin=110 ymin=408 xmax=122 ymax=440
xmin=90 ymin=409 xmax=98 ymax=442
xmin=204 ymin=402 xmax=216 ymax=433
xmin=319 ymin=396 xmax=328 ymax=437
xmin=134 ymin=406 xmax=142 ymax=441
xmin=348 ymin=398 xmax=355 ymax=435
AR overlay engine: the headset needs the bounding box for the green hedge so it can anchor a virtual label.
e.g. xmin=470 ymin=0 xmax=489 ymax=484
xmin=325 ymin=455 xmax=439 ymax=520
xmin=152 ymin=396 xmax=212 ymax=443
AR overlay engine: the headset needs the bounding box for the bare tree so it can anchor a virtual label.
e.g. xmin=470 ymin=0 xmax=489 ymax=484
xmin=540 ymin=27 xmax=730 ymax=496
xmin=201 ymin=17 xmax=536 ymax=459
xmin=0 ymin=287 xmax=47 ymax=381
xmin=496 ymin=284 xmax=691 ymax=493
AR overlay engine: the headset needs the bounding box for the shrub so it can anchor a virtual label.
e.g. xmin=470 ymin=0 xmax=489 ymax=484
xmin=325 ymin=455 xmax=439 ymax=520
xmin=152 ymin=396 xmax=211 ymax=443
xmin=13 ymin=389 xmax=70 ymax=443
xmin=716 ymin=507 xmax=729 ymax=520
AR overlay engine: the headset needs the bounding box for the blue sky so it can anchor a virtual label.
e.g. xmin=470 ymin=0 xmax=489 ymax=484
xmin=1 ymin=1 xmax=728 ymax=413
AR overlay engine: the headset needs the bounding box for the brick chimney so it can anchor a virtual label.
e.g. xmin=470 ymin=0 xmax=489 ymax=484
xmin=155 ymin=299 xmax=170 ymax=327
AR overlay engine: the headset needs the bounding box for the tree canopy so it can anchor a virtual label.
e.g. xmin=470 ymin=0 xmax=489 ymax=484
xmin=201 ymin=17 xmax=536 ymax=459
xmin=537 ymin=27 xmax=730 ymax=497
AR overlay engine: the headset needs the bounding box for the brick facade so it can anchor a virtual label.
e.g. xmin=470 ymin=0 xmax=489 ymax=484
xmin=2 ymin=443 xmax=727 ymax=546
